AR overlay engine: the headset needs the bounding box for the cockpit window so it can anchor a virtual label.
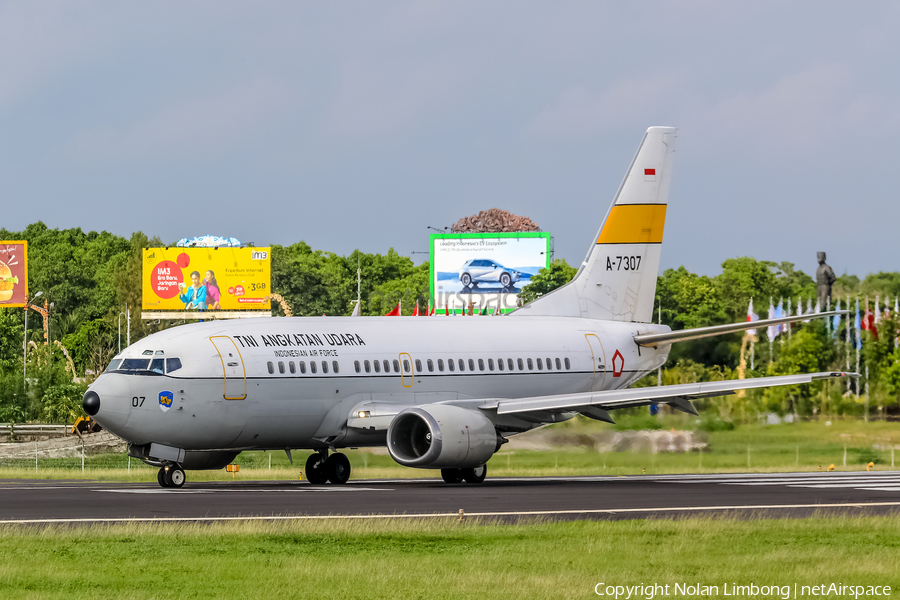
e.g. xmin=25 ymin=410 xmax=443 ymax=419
xmin=142 ymin=350 xmax=153 ymax=356
xmin=155 ymin=350 xmax=165 ymax=355
xmin=120 ymin=358 xmax=152 ymax=371
xmin=105 ymin=359 xmax=122 ymax=372
xmin=166 ymin=358 xmax=183 ymax=373
xmin=149 ymin=358 xmax=165 ymax=374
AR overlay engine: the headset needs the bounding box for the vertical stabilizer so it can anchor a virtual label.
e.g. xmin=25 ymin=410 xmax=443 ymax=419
xmin=514 ymin=126 xmax=676 ymax=323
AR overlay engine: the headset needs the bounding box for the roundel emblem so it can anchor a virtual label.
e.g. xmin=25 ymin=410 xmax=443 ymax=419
xmin=611 ymin=350 xmax=624 ymax=378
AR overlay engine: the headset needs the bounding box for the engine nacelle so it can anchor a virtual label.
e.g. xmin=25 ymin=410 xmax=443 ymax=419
xmin=387 ymin=405 xmax=499 ymax=469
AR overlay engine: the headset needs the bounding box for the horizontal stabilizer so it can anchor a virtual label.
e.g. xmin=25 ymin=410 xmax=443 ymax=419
xmin=634 ymin=310 xmax=848 ymax=348
xmin=492 ymin=372 xmax=855 ymax=416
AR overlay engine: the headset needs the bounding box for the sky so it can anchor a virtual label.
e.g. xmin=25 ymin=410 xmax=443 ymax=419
xmin=2 ymin=1 xmax=899 ymax=278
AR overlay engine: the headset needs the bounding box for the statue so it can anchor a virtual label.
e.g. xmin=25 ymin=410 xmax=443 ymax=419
xmin=450 ymin=209 xmax=540 ymax=233
xmin=816 ymin=252 xmax=836 ymax=307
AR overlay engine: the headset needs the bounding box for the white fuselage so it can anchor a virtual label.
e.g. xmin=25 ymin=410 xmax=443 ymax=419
xmin=88 ymin=315 xmax=670 ymax=452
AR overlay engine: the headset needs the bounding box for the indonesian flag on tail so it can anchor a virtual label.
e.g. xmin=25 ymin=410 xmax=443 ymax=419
xmin=385 ymin=303 xmax=401 ymax=316
xmin=747 ymin=298 xmax=759 ymax=336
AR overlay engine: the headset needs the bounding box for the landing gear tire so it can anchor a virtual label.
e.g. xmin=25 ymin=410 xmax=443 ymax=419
xmin=305 ymin=453 xmax=328 ymax=485
xmin=461 ymin=465 xmax=487 ymax=484
xmin=165 ymin=466 xmax=186 ymax=488
xmin=460 ymin=273 xmax=472 ymax=287
xmin=157 ymin=468 xmax=169 ymax=488
xmin=500 ymin=273 xmax=511 ymax=287
xmin=441 ymin=468 xmax=464 ymax=484
xmin=324 ymin=453 xmax=351 ymax=484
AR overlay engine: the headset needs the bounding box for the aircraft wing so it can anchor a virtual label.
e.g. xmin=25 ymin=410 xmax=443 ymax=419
xmin=490 ymin=371 xmax=855 ymax=417
xmin=634 ymin=310 xmax=847 ymax=348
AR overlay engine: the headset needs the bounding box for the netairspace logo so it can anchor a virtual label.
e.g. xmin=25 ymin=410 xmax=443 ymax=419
xmin=593 ymin=583 xmax=892 ymax=599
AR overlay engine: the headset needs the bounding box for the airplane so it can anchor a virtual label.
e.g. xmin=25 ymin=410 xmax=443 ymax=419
xmin=82 ymin=126 xmax=851 ymax=488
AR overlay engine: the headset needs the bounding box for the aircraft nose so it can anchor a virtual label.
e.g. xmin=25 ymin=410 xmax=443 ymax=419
xmin=82 ymin=391 xmax=100 ymax=416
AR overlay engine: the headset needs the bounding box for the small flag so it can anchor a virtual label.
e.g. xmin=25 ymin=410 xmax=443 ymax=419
xmin=747 ymin=298 xmax=759 ymax=336
xmin=767 ymin=298 xmax=781 ymax=342
xmin=412 ymin=302 xmax=420 ymax=317
xmin=832 ymin=300 xmax=841 ymax=336
xmin=385 ymin=303 xmax=401 ymax=316
xmin=854 ymin=299 xmax=862 ymax=349
xmin=874 ymin=296 xmax=881 ymax=324
xmin=644 ymin=168 xmax=656 ymax=182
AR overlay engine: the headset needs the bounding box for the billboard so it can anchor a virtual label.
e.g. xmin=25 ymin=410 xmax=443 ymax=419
xmin=430 ymin=232 xmax=551 ymax=314
xmin=142 ymin=247 xmax=271 ymax=311
xmin=0 ymin=241 xmax=28 ymax=308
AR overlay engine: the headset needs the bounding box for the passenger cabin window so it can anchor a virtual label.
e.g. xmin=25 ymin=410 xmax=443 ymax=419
xmin=299 ymin=361 xmax=307 ymax=374
xmin=383 ymin=360 xmax=390 ymax=373
xmin=517 ymin=358 xmax=524 ymax=371
xmin=332 ymin=361 xmax=339 ymax=374
xmin=536 ymin=358 xmax=543 ymax=370
xmin=556 ymin=358 xmax=562 ymax=370
xmin=374 ymin=360 xmax=381 ymax=373
xmin=278 ymin=361 xmax=285 ymax=374
xmin=149 ymin=359 xmax=165 ymax=374
xmin=527 ymin=358 xmax=534 ymax=370
xmin=478 ymin=359 xmax=484 ymax=371
xmin=310 ymin=361 xmax=317 ymax=374
xmin=415 ymin=359 xmax=422 ymax=372
xmin=354 ymin=360 xmax=361 ymax=373
xmin=508 ymin=358 xmax=514 ymax=371
xmin=267 ymin=362 xmax=274 ymax=374
xmin=458 ymin=359 xmax=465 ymax=372
xmin=496 ymin=358 xmax=503 ymax=371
xmin=289 ymin=361 xmax=296 ymax=374
xmin=393 ymin=360 xmax=400 ymax=373
xmin=322 ymin=361 xmax=329 ymax=374
xmin=437 ymin=359 xmax=444 ymax=372
xmin=364 ymin=360 xmax=371 ymax=373
xmin=427 ymin=359 xmax=434 ymax=372
xmin=448 ymin=359 xmax=455 ymax=372
xmin=488 ymin=358 xmax=494 ymax=371
xmin=468 ymin=359 xmax=475 ymax=371
xmin=546 ymin=358 xmax=552 ymax=370
xmin=564 ymin=357 xmax=571 ymax=370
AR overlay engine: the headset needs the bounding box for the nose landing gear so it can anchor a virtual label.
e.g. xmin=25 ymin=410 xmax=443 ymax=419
xmin=305 ymin=450 xmax=351 ymax=485
xmin=157 ymin=465 xmax=186 ymax=488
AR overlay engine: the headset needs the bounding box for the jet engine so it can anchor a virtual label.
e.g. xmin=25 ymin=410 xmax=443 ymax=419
xmin=386 ymin=405 xmax=500 ymax=469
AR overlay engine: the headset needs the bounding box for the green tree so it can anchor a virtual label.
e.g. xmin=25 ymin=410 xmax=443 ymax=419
xmin=42 ymin=382 xmax=89 ymax=423
xmin=518 ymin=259 xmax=577 ymax=305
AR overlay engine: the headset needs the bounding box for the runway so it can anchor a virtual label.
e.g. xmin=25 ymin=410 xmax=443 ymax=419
xmin=2 ymin=471 xmax=900 ymax=524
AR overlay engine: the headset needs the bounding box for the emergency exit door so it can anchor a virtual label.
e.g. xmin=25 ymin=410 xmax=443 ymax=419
xmin=584 ymin=334 xmax=607 ymax=392
xmin=210 ymin=336 xmax=247 ymax=400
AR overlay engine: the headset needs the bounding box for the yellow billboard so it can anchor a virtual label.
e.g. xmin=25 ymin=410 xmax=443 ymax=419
xmin=142 ymin=247 xmax=271 ymax=311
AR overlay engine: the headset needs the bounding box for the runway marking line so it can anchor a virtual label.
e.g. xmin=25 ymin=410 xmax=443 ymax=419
xmin=1 ymin=501 xmax=899 ymax=525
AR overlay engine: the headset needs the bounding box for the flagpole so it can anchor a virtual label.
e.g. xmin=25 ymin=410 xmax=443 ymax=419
xmin=855 ymin=297 xmax=861 ymax=398
xmin=787 ymin=297 xmax=792 ymax=339
xmin=769 ymin=296 xmax=774 ymax=365
xmin=846 ymin=294 xmax=851 ymax=394
xmin=657 ymin=300 xmax=662 ymax=387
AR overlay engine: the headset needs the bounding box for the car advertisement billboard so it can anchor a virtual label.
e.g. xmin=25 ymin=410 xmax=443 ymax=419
xmin=0 ymin=241 xmax=28 ymax=307
xmin=430 ymin=232 xmax=551 ymax=314
xmin=142 ymin=247 xmax=271 ymax=311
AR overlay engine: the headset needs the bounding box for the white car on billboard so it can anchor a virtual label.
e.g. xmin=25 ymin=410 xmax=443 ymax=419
xmin=458 ymin=259 xmax=522 ymax=288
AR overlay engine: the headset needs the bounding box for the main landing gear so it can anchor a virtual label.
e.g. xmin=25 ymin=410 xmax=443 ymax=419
xmin=157 ymin=465 xmax=186 ymax=488
xmin=305 ymin=450 xmax=351 ymax=485
xmin=441 ymin=465 xmax=487 ymax=484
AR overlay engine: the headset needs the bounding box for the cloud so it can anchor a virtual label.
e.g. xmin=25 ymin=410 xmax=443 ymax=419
xmin=62 ymin=77 xmax=293 ymax=164
xmin=526 ymin=74 xmax=683 ymax=140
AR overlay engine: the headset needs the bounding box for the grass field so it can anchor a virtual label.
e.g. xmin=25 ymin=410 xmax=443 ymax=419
xmin=1 ymin=418 xmax=898 ymax=482
xmin=0 ymin=515 xmax=898 ymax=599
